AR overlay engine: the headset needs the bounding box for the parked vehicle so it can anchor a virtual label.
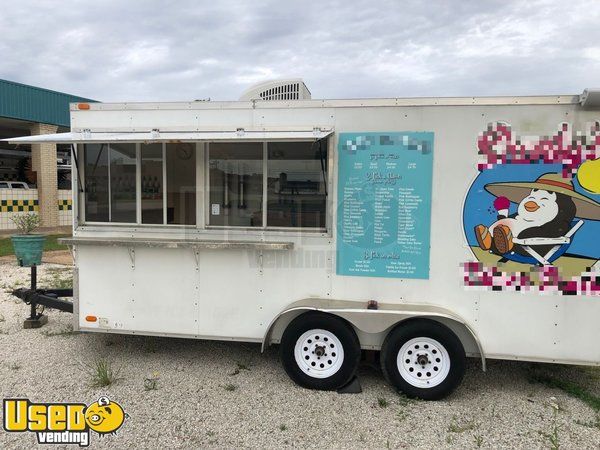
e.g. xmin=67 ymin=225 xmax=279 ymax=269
xmin=0 ymin=181 xmax=29 ymax=189
xmin=5 ymin=82 xmax=600 ymax=399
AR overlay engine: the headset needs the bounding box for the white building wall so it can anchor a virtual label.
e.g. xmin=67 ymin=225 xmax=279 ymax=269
xmin=58 ymin=189 xmax=73 ymax=227
xmin=0 ymin=188 xmax=72 ymax=230
xmin=0 ymin=189 xmax=38 ymax=230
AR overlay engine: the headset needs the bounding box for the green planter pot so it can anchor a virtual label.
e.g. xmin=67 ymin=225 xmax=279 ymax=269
xmin=11 ymin=234 xmax=46 ymax=267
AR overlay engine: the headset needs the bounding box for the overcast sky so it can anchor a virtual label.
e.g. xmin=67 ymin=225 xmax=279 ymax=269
xmin=0 ymin=1 xmax=598 ymax=102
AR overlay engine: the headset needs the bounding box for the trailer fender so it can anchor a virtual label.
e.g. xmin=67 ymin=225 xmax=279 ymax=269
xmin=262 ymin=299 xmax=486 ymax=370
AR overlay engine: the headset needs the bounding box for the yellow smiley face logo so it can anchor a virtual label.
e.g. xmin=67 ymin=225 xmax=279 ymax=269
xmin=84 ymin=397 xmax=125 ymax=434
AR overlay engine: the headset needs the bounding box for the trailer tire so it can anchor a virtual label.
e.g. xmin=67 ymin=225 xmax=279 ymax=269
xmin=280 ymin=312 xmax=360 ymax=391
xmin=381 ymin=319 xmax=466 ymax=400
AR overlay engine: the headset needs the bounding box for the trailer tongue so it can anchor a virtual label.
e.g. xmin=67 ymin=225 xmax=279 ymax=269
xmin=11 ymin=266 xmax=73 ymax=328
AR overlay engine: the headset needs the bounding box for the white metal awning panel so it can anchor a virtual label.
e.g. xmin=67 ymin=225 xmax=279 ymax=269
xmin=2 ymin=129 xmax=333 ymax=144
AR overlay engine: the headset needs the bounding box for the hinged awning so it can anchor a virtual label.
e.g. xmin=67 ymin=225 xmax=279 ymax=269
xmin=2 ymin=129 xmax=333 ymax=144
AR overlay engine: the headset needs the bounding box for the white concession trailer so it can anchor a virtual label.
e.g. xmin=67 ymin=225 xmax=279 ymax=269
xmin=7 ymin=81 xmax=600 ymax=399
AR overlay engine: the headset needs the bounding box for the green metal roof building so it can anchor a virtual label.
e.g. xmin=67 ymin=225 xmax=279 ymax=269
xmin=0 ymin=79 xmax=96 ymax=229
xmin=0 ymin=79 xmax=95 ymax=128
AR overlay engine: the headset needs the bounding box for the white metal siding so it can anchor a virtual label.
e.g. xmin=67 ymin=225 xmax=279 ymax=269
xmin=70 ymin=98 xmax=599 ymax=365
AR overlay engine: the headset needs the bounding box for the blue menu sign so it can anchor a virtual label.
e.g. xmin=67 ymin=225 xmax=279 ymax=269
xmin=336 ymin=132 xmax=434 ymax=279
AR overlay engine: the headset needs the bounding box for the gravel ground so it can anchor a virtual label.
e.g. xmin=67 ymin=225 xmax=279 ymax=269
xmin=0 ymin=262 xmax=599 ymax=449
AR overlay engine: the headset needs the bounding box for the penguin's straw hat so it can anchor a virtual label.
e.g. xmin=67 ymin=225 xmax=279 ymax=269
xmin=484 ymin=172 xmax=600 ymax=220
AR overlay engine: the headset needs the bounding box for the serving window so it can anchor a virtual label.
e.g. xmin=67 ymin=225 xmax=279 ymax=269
xmin=207 ymin=139 xmax=328 ymax=229
xmin=80 ymin=138 xmax=328 ymax=230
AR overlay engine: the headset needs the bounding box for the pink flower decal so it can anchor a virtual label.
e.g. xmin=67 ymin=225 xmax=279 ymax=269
xmin=477 ymin=122 xmax=600 ymax=178
xmin=461 ymin=262 xmax=600 ymax=296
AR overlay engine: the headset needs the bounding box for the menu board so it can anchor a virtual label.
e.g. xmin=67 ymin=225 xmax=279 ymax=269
xmin=336 ymin=132 xmax=434 ymax=279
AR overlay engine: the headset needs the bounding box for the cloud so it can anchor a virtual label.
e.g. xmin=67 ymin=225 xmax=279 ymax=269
xmin=0 ymin=0 xmax=598 ymax=101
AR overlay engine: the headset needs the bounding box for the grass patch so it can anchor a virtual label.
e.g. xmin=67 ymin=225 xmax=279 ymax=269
xmin=0 ymin=236 xmax=14 ymax=257
xmin=144 ymin=373 xmax=160 ymax=391
xmin=0 ymin=234 xmax=69 ymax=257
xmin=447 ymin=416 xmax=478 ymax=433
xmin=223 ymin=383 xmax=237 ymax=392
xmin=229 ymin=361 xmax=251 ymax=376
xmin=43 ymin=235 xmax=70 ymax=252
xmin=384 ymin=393 xmax=417 ymax=418
xmin=377 ymin=397 xmax=389 ymax=408
xmin=529 ymin=372 xmax=600 ymax=412
xmin=582 ymin=367 xmax=600 ymax=381
xmin=42 ymin=267 xmax=73 ymax=290
xmin=539 ymin=398 xmax=561 ymax=450
xmin=396 ymin=393 xmax=415 ymax=407
xmin=396 ymin=409 xmax=408 ymax=421
xmin=279 ymin=424 xmax=287 ymax=431
xmin=85 ymin=359 xmax=121 ymax=387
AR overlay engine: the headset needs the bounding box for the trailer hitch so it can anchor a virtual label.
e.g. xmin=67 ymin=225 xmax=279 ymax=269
xmin=12 ymin=288 xmax=74 ymax=313
xmin=11 ymin=266 xmax=73 ymax=328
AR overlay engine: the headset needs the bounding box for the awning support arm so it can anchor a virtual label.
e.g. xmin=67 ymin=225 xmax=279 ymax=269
xmin=315 ymin=138 xmax=328 ymax=196
xmin=70 ymin=144 xmax=84 ymax=193
xmin=91 ymin=143 xmax=106 ymax=177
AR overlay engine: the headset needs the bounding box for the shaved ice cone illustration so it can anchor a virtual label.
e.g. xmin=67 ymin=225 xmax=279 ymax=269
xmin=494 ymin=196 xmax=510 ymax=218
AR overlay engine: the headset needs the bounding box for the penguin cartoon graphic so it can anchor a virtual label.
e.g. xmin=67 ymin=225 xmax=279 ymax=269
xmin=473 ymin=173 xmax=600 ymax=261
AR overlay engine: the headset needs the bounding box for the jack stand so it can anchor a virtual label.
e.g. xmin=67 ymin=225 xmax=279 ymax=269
xmin=337 ymin=375 xmax=362 ymax=394
xmin=23 ymin=265 xmax=47 ymax=329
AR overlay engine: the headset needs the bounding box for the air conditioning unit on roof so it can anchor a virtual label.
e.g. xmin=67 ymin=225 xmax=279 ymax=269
xmin=239 ymin=78 xmax=311 ymax=101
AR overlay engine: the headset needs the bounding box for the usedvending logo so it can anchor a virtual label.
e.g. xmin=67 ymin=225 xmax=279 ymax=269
xmin=3 ymin=396 xmax=126 ymax=446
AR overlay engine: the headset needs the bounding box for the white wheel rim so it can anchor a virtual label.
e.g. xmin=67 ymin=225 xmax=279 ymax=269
xmin=396 ymin=337 xmax=450 ymax=388
xmin=294 ymin=329 xmax=345 ymax=379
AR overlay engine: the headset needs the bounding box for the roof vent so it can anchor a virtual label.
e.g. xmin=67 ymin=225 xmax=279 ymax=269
xmin=239 ymin=78 xmax=311 ymax=101
xmin=580 ymin=88 xmax=600 ymax=109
